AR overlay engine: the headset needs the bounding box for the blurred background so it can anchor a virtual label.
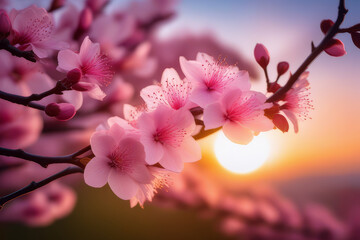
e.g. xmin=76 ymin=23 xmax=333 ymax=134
xmin=1 ymin=0 xmax=360 ymax=239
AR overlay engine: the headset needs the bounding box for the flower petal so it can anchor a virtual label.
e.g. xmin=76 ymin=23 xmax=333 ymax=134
xmin=282 ymin=109 xmax=299 ymax=133
xmin=84 ymin=156 xmax=112 ymax=188
xmin=90 ymin=132 xmax=116 ymax=156
xmin=108 ymin=170 xmax=138 ymax=200
xmin=203 ymin=102 xmax=226 ymax=130
xmin=180 ymin=137 xmax=201 ymax=163
xmin=159 ymin=147 xmax=184 ymax=172
xmin=223 ymin=121 xmax=254 ymax=145
xmin=57 ymin=49 xmax=80 ymax=72
xmin=179 ymin=57 xmax=204 ymax=83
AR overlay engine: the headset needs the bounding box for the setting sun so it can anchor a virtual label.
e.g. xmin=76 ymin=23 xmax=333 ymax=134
xmin=214 ymin=131 xmax=271 ymax=174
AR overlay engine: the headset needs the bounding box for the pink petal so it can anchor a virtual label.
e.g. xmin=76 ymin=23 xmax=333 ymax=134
xmin=196 ymin=52 xmax=215 ymax=65
xmin=180 ymin=137 xmax=202 ymax=163
xmin=159 ymin=147 xmax=184 ymax=172
xmin=179 ymin=57 xmax=204 ymax=83
xmin=108 ymin=170 xmax=138 ymax=200
xmin=57 ymin=49 xmax=80 ymax=72
xmin=141 ymin=134 xmax=164 ymax=165
xmin=108 ymin=123 xmax=125 ymax=144
xmin=190 ymin=87 xmax=221 ymax=108
xmin=230 ymin=70 xmax=251 ymax=92
xmin=128 ymin=164 xmax=153 ymax=184
xmin=84 ymin=156 xmax=111 ymax=187
xmin=140 ymin=85 xmax=163 ymax=110
xmin=242 ymin=115 xmax=274 ymax=132
xmin=282 ymin=109 xmax=299 ymax=133
xmin=161 ymin=68 xmax=182 ymax=86
xmin=203 ymin=102 xmax=226 ymax=130
xmin=79 ymin=36 xmax=100 ymax=63
xmin=61 ymin=90 xmax=83 ymax=110
xmin=221 ymin=89 xmax=243 ymax=109
xmin=324 ymin=39 xmax=346 ymax=57
xmin=90 ymin=132 xmax=116 ymax=156
xmin=272 ymin=114 xmax=289 ymax=133
xmin=87 ymin=84 xmax=106 ymax=100
xmin=223 ymin=121 xmax=254 ymax=145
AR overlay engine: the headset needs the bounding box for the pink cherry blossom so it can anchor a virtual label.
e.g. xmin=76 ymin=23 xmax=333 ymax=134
xmin=254 ymin=43 xmax=270 ymax=69
xmin=203 ymin=89 xmax=273 ymax=144
xmin=57 ymin=36 xmax=114 ymax=100
xmin=138 ymin=105 xmax=201 ymax=172
xmin=84 ymin=123 xmax=153 ymax=200
xmin=280 ymin=72 xmax=313 ymax=133
xmin=140 ymin=68 xmax=192 ymax=110
xmin=180 ymin=52 xmax=251 ymax=107
xmin=8 ymin=5 xmax=67 ymax=58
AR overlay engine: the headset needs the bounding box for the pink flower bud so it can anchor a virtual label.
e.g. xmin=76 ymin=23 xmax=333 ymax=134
xmin=78 ymin=7 xmax=93 ymax=31
xmin=66 ymin=68 xmax=82 ymax=85
xmin=320 ymin=19 xmax=334 ymax=34
xmin=268 ymin=82 xmax=281 ymax=93
xmin=273 ymin=114 xmax=289 ymax=133
xmin=49 ymin=0 xmax=65 ymax=12
xmin=86 ymin=0 xmax=109 ymax=14
xmin=254 ymin=43 xmax=270 ymax=69
xmin=351 ymin=32 xmax=360 ymax=49
xmin=45 ymin=103 xmax=76 ymax=121
xmin=277 ymin=61 xmax=289 ymax=76
xmin=324 ymin=39 xmax=346 ymax=57
xmin=0 ymin=9 xmax=12 ymax=39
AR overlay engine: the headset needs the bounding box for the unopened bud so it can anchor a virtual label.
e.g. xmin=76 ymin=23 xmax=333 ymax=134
xmin=268 ymin=82 xmax=281 ymax=93
xmin=86 ymin=0 xmax=109 ymax=14
xmin=277 ymin=61 xmax=289 ymax=76
xmin=320 ymin=19 xmax=334 ymax=34
xmin=254 ymin=43 xmax=270 ymax=69
xmin=49 ymin=0 xmax=65 ymax=12
xmin=67 ymin=68 xmax=82 ymax=85
xmin=78 ymin=7 xmax=93 ymax=31
xmin=0 ymin=10 xmax=12 ymax=40
xmin=45 ymin=103 xmax=76 ymax=121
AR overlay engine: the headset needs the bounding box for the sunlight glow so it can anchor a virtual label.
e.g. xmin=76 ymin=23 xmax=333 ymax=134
xmin=214 ymin=131 xmax=271 ymax=174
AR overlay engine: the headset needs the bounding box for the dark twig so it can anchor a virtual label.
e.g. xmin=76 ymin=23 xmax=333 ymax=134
xmin=0 ymin=145 xmax=91 ymax=168
xmin=266 ymin=0 xmax=348 ymax=103
xmin=0 ymin=166 xmax=83 ymax=209
xmin=0 ymin=81 xmax=68 ymax=111
xmin=0 ymin=39 xmax=36 ymax=62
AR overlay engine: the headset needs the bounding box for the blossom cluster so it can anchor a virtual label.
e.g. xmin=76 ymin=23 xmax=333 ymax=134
xmin=2 ymin=0 xmax=356 ymax=229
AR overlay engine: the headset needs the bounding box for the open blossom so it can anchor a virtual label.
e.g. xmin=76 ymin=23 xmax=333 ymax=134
xmin=84 ymin=123 xmax=154 ymax=200
xmin=8 ymin=5 xmax=67 ymax=58
xmin=180 ymin=52 xmax=251 ymax=108
xmin=140 ymin=68 xmax=192 ymax=110
xmin=203 ymin=89 xmax=273 ymax=144
xmin=138 ymin=105 xmax=201 ymax=172
xmin=280 ymin=72 xmax=313 ymax=133
xmin=57 ymin=36 xmax=113 ymax=100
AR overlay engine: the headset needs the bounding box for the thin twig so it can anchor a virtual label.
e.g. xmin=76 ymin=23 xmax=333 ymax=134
xmin=266 ymin=0 xmax=348 ymax=102
xmin=0 ymin=166 xmax=83 ymax=209
xmin=0 ymin=39 xmax=36 ymax=62
xmin=0 ymin=145 xmax=91 ymax=168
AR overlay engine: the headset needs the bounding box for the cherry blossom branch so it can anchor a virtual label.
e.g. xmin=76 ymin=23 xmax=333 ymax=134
xmin=0 ymin=145 xmax=91 ymax=168
xmin=0 ymin=166 xmax=83 ymax=209
xmin=0 ymin=90 xmax=45 ymax=110
xmin=0 ymin=39 xmax=36 ymax=62
xmin=266 ymin=0 xmax=348 ymax=103
xmin=0 ymin=80 xmax=69 ymax=111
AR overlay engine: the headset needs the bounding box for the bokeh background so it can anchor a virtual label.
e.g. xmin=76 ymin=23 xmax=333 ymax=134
xmin=2 ymin=0 xmax=360 ymax=239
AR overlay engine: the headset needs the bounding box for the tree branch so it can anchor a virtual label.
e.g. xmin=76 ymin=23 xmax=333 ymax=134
xmin=0 ymin=166 xmax=83 ymax=209
xmin=0 ymin=39 xmax=36 ymax=62
xmin=266 ymin=0 xmax=348 ymax=103
xmin=0 ymin=145 xmax=91 ymax=168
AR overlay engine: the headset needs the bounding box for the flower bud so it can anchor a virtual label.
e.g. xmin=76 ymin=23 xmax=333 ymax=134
xmin=254 ymin=43 xmax=270 ymax=69
xmin=78 ymin=7 xmax=93 ymax=31
xmin=324 ymin=39 xmax=346 ymax=57
xmin=67 ymin=68 xmax=82 ymax=85
xmin=86 ymin=0 xmax=109 ymax=14
xmin=49 ymin=0 xmax=65 ymax=12
xmin=320 ymin=19 xmax=334 ymax=34
xmin=0 ymin=9 xmax=12 ymax=40
xmin=45 ymin=103 xmax=76 ymax=121
xmin=277 ymin=61 xmax=289 ymax=76
xmin=268 ymin=82 xmax=281 ymax=93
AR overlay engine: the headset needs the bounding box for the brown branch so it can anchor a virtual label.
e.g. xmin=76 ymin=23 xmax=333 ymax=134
xmin=0 ymin=166 xmax=83 ymax=209
xmin=266 ymin=0 xmax=348 ymax=103
xmin=0 ymin=39 xmax=36 ymax=62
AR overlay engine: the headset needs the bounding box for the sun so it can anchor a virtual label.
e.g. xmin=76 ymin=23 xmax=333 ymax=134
xmin=214 ymin=131 xmax=271 ymax=174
